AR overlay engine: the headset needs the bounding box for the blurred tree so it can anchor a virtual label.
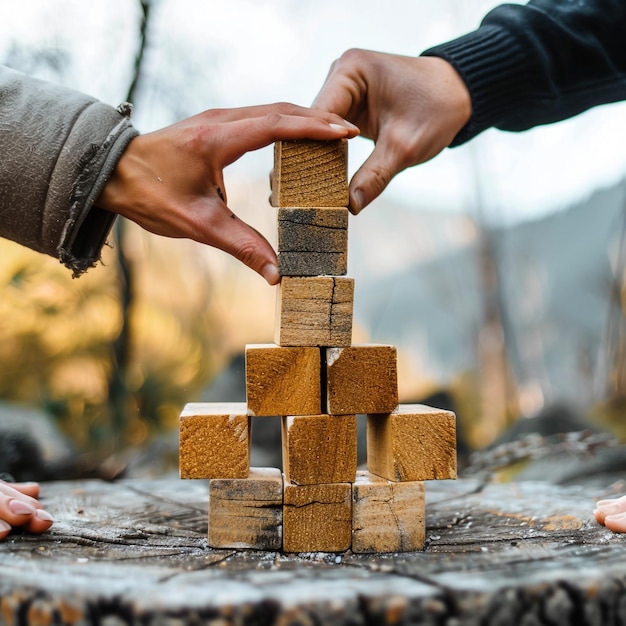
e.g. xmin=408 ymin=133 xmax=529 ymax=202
xmin=106 ymin=0 xmax=152 ymax=447
xmin=0 ymin=1 xmax=224 ymax=458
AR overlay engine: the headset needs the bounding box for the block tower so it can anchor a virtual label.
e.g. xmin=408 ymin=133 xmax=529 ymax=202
xmin=179 ymin=139 xmax=457 ymax=553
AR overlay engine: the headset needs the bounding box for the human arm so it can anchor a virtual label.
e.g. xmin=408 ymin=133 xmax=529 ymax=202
xmin=423 ymin=0 xmax=626 ymax=145
xmin=0 ymin=65 xmax=137 ymax=276
xmin=313 ymin=0 xmax=626 ymax=214
xmin=0 ymin=66 xmax=357 ymax=283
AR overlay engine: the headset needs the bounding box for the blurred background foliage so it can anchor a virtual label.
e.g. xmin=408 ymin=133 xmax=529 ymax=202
xmin=0 ymin=230 xmax=220 ymax=458
xmin=1 ymin=0 xmax=626 ymax=478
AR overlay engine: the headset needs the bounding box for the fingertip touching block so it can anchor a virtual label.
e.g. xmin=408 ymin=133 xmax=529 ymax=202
xmin=283 ymin=482 xmax=352 ymax=553
xmin=352 ymin=471 xmax=425 ymax=553
xmin=208 ymin=467 xmax=283 ymax=550
xmin=179 ymin=403 xmax=250 ymax=479
xmin=282 ymin=414 xmax=357 ymax=485
xmin=277 ymin=207 xmax=348 ymax=277
xmin=271 ymin=139 xmax=348 ymax=208
xmin=275 ymin=276 xmax=353 ymax=347
xmin=325 ymin=345 xmax=398 ymax=415
xmin=367 ymin=404 xmax=457 ymax=482
xmin=245 ymin=344 xmax=321 ymax=416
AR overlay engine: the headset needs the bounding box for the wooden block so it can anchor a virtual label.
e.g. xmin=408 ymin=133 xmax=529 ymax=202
xmin=367 ymin=404 xmax=457 ymax=482
xmin=245 ymin=344 xmax=321 ymax=416
xmin=271 ymin=139 xmax=348 ymax=208
xmin=277 ymin=207 xmax=348 ymax=276
xmin=179 ymin=403 xmax=249 ymax=479
xmin=283 ymin=482 xmax=352 ymax=552
xmin=275 ymin=276 xmax=353 ymax=347
xmin=352 ymin=470 xmax=425 ymax=553
xmin=208 ymin=467 xmax=283 ymax=550
xmin=325 ymin=345 xmax=398 ymax=415
xmin=282 ymin=414 xmax=357 ymax=485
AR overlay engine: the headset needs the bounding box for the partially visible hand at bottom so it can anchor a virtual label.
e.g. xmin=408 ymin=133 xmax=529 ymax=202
xmin=594 ymin=494 xmax=626 ymax=532
xmin=0 ymin=480 xmax=54 ymax=540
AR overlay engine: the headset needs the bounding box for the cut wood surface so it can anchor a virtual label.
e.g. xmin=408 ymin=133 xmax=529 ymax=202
xmin=208 ymin=467 xmax=283 ymax=550
xmin=277 ymin=207 xmax=348 ymax=276
xmin=245 ymin=344 xmax=321 ymax=417
xmin=179 ymin=403 xmax=250 ymax=479
xmin=1 ymin=477 xmax=625 ymax=625
xmin=368 ymin=403 xmax=457 ymax=482
xmin=282 ymin=414 xmax=357 ymax=485
xmin=352 ymin=470 xmax=425 ymax=553
xmin=326 ymin=344 xmax=399 ymax=415
xmin=271 ymin=139 xmax=348 ymax=208
xmin=275 ymin=276 xmax=354 ymax=347
xmin=283 ymin=482 xmax=352 ymax=553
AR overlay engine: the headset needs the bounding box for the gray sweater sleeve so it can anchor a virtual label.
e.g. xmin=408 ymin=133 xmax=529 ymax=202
xmin=0 ymin=65 xmax=139 ymax=275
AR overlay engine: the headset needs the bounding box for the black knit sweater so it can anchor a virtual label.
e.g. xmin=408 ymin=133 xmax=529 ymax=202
xmin=423 ymin=0 xmax=626 ymax=146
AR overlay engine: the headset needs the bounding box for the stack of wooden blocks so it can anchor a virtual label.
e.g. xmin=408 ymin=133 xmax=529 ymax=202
xmin=179 ymin=139 xmax=457 ymax=553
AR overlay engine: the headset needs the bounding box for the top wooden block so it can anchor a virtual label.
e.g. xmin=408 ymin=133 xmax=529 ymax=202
xmin=271 ymin=139 xmax=348 ymax=208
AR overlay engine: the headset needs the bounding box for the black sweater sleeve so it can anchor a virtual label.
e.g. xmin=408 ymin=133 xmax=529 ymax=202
xmin=422 ymin=0 xmax=626 ymax=145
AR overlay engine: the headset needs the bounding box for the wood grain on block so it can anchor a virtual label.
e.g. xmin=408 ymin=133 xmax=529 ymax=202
xmin=329 ymin=277 xmax=354 ymax=346
xmin=352 ymin=470 xmax=425 ymax=553
xmin=275 ymin=276 xmax=353 ymax=347
xmin=277 ymin=207 xmax=348 ymax=276
xmin=282 ymin=414 xmax=357 ymax=485
xmin=208 ymin=467 xmax=283 ymax=550
xmin=325 ymin=345 xmax=398 ymax=415
xmin=283 ymin=482 xmax=352 ymax=553
xmin=179 ymin=403 xmax=249 ymax=479
xmin=271 ymin=139 xmax=348 ymax=208
xmin=367 ymin=404 xmax=457 ymax=482
xmin=245 ymin=344 xmax=320 ymax=417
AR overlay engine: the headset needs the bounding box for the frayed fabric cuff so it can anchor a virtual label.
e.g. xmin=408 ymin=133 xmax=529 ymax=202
xmin=57 ymin=106 xmax=138 ymax=276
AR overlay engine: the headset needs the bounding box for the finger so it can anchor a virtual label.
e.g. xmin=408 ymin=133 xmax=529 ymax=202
xmin=0 ymin=493 xmax=37 ymax=527
xmin=24 ymin=508 xmax=54 ymax=534
xmin=200 ymin=102 xmax=357 ymax=128
xmin=191 ymin=199 xmax=280 ymax=285
xmin=604 ymin=512 xmax=626 ymax=533
xmin=217 ymin=114 xmax=359 ymax=167
xmin=594 ymin=507 xmax=606 ymax=525
xmin=11 ymin=482 xmax=40 ymax=499
xmin=0 ymin=520 xmax=10 ymax=540
xmin=0 ymin=482 xmax=42 ymax=509
xmin=594 ymin=495 xmax=626 ymax=524
xmin=312 ymin=66 xmax=362 ymax=120
xmin=347 ymin=140 xmax=404 ymax=214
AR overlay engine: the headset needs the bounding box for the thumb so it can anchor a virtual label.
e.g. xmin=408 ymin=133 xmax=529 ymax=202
xmin=348 ymin=142 xmax=403 ymax=214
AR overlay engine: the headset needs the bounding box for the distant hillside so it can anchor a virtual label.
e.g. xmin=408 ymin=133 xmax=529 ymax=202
xmin=353 ymin=180 xmax=626 ymax=406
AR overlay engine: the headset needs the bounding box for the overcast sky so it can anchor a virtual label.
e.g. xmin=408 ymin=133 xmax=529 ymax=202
xmin=2 ymin=0 xmax=626 ymax=225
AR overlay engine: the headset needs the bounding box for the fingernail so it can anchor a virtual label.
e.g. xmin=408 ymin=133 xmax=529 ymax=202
xmin=342 ymin=119 xmax=359 ymax=131
xmin=262 ymin=263 xmax=280 ymax=285
xmin=0 ymin=520 xmax=10 ymax=532
xmin=35 ymin=509 xmax=54 ymax=522
xmin=8 ymin=499 xmax=35 ymax=515
xmin=351 ymin=190 xmax=365 ymax=215
xmin=329 ymin=123 xmax=348 ymax=132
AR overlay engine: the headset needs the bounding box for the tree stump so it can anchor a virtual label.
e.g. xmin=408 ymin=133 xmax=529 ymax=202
xmin=0 ymin=477 xmax=625 ymax=625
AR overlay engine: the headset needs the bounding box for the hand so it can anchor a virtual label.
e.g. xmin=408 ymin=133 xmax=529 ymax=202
xmin=97 ymin=103 xmax=359 ymax=285
xmin=313 ymin=49 xmax=471 ymax=214
xmin=0 ymin=480 xmax=54 ymax=540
